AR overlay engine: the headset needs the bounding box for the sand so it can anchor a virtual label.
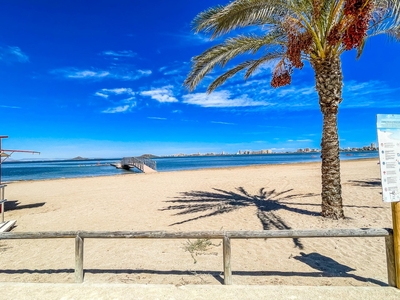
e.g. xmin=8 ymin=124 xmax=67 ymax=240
xmin=0 ymin=158 xmax=393 ymax=287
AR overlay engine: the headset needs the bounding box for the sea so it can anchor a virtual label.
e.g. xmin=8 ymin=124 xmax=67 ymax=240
xmin=1 ymin=151 xmax=378 ymax=183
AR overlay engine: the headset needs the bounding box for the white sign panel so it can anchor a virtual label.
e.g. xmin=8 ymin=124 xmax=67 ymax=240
xmin=377 ymin=114 xmax=400 ymax=202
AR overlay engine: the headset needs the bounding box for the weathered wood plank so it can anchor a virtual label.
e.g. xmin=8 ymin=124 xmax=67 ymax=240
xmin=0 ymin=220 xmax=16 ymax=233
xmin=0 ymin=231 xmax=77 ymax=239
xmin=75 ymin=235 xmax=84 ymax=283
xmin=223 ymin=235 xmax=232 ymax=285
xmin=385 ymin=234 xmax=396 ymax=287
xmin=226 ymin=228 xmax=391 ymax=239
xmin=0 ymin=229 xmax=391 ymax=240
xmin=79 ymin=231 xmax=225 ymax=239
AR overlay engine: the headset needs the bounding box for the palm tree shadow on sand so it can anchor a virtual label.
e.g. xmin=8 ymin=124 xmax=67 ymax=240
xmin=160 ymin=187 xmax=319 ymax=249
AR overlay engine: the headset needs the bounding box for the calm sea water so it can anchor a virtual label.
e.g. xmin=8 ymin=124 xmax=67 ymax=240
xmin=1 ymin=152 xmax=378 ymax=182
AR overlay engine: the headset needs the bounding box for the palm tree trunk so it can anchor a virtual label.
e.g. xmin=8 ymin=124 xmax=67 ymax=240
xmin=312 ymin=57 xmax=345 ymax=219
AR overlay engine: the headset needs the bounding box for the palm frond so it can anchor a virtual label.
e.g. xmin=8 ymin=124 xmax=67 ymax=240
xmin=207 ymin=52 xmax=283 ymax=92
xmin=192 ymin=5 xmax=225 ymax=34
xmin=356 ymin=37 xmax=367 ymax=59
xmin=193 ymin=0 xmax=288 ymax=38
xmin=368 ymin=0 xmax=400 ymax=38
xmin=184 ymin=32 xmax=285 ymax=91
xmin=244 ymin=52 xmax=283 ymax=79
xmin=387 ymin=25 xmax=400 ymax=40
xmin=207 ymin=61 xmax=255 ymax=93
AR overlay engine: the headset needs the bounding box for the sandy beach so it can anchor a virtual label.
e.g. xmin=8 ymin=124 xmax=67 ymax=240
xmin=0 ymin=158 xmax=393 ymax=287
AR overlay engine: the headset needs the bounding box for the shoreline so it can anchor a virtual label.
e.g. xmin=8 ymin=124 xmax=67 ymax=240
xmin=2 ymin=157 xmax=379 ymax=184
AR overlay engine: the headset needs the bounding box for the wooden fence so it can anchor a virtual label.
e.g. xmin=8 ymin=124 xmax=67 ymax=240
xmin=0 ymin=228 xmax=395 ymax=286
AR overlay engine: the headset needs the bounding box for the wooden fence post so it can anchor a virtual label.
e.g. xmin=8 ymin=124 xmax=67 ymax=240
xmin=223 ymin=234 xmax=232 ymax=285
xmin=385 ymin=232 xmax=396 ymax=287
xmin=75 ymin=234 xmax=84 ymax=283
xmin=392 ymin=202 xmax=400 ymax=288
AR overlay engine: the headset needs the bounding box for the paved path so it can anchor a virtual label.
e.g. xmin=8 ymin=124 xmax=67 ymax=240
xmin=0 ymin=283 xmax=398 ymax=300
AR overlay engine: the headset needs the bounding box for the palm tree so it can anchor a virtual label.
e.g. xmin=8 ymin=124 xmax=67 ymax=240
xmin=184 ymin=0 xmax=400 ymax=219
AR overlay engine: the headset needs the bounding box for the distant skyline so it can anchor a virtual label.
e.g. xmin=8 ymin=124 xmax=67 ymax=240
xmin=1 ymin=1 xmax=400 ymax=159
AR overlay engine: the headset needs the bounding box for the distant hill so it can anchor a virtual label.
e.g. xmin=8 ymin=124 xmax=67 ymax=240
xmin=71 ymin=156 xmax=89 ymax=160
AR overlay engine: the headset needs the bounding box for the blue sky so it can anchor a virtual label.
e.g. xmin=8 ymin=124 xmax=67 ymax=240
xmin=1 ymin=0 xmax=399 ymax=159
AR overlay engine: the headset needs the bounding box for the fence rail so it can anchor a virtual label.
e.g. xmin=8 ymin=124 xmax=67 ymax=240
xmin=0 ymin=228 xmax=395 ymax=286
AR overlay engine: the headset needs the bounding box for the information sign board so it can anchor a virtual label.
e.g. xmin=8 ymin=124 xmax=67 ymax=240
xmin=377 ymin=114 xmax=400 ymax=202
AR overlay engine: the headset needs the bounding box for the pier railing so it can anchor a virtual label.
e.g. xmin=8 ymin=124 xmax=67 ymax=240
xmin=121 ymin=157 xmax=157 ymax=172
xmin=0 ymin=228 xmax=395 ymax=286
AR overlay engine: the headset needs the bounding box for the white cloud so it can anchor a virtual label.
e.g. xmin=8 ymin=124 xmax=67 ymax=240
xmin=0 ymin=46 xmax=29 ymax=63
xmin=101 ymin=97 xmax=136 ymax=113
xmin=158 ymin=61 xmax=189 ymax=76
xmin=94 ymin=92 xmax=109 ymax=99
xmin=95 ymin=88 xmax=137 ymax=113
xmin=276 ymin=86 xmax=315 ymax=98
xmin=138 ymin=70 xmax=152 ymax=76
xmin=341 ymin=80 xmax=400 ymax=108
xmin=52 ymin=68 xmax=151 ymax=81
xmin=242 ymin=79 xmax=398 ymax=110
xmin=148 ymin=117 xmax=167 ymax=120
xmin=180 ymin=78 xmax=399 ymax=111
xmin=211 ymin=121 xmax=235 ymax=125
xmin=162 ymin=69 xmax=180 ymax=75
xmin=52 ymin=68 xmax=109 ymax=79
xmin=140 ymin=85 xmax=178 ymax=103
xmin=182 ymin=90 xmax=270 ymax=107
xmin=100 ymin=50 xmax=136 ymax=58
xmin=0 ymin=105 xmax=20 ymax=109
xmin=95 ymin=88 xmax=135 ymax=97
xmin=102 ymin=105 xmax=132 ymax=113
xmin=69 ymin=70 xmax=110 ymax=79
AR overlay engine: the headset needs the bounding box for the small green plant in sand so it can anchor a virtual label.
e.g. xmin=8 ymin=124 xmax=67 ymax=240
xmin=183 ymin=238 xmax=221 ymax=264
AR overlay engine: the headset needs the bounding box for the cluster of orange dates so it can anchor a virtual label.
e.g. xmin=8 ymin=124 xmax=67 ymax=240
xmin=271 ymin=31 xmax=312 ymax=88
xmin=271 ymin=0 xmax=373 ymax=88
xmin=270 ymin=69 xmax=292 ymax=88
xmin=342 ymin=0 xmax=372 ymax=50
xmin=328 ymin=0 xmax=372 ymax=49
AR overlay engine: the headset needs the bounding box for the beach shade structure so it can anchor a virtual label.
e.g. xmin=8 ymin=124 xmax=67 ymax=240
xmin=0 ymin=136 xmax=40 ymax=184
xmin=0 ymin=136 xmax=38 ymax=231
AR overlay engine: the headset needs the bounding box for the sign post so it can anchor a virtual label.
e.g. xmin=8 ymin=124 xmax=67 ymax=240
xmin=377 ymin=114 xmax=400 ymax=288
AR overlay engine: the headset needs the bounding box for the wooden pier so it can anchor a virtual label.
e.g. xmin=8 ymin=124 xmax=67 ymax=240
xmin=119 ymin=157 xmax=157 ymax=173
